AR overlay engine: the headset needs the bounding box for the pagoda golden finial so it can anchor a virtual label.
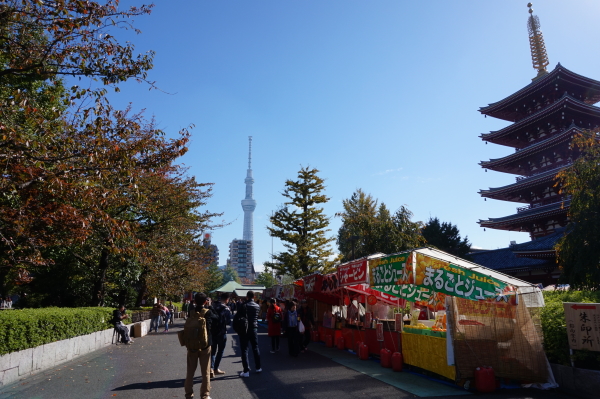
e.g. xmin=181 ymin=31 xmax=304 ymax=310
xmin=527 ymin=3 xmax=550 ymax=79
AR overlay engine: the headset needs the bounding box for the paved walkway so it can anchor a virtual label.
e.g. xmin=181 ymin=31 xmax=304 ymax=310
xmin=0 ymin=320 xmax=576 ymax=399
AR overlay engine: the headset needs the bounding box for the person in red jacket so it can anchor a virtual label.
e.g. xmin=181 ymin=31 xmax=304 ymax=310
xmin=266 ymin=298 xmax=282 ymax=353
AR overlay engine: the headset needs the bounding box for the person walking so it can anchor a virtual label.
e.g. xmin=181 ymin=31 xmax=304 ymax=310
xmin=298 ymin=299 xmax=314 ymax=352
xmin=234 ymin=291 xmax=262 ymax=377
xmin=260 ymin=298 xmax=269 ymax=322
xmin=182 ymin=300 xmax=190 ymax=320
xmin=266 ymin=298 xmax=282 ymax=353
xmin=286 ymin=302 xmax=300 ymax=357
xmin=184 ymin=292 xmax=216 ymax=399
xmin=160 ymin=303 xmax=170 ymax=332
xmin=149 ymin=303 xmax=162 ymax=333
xmin=210 ymin=293 xmax=232 ymax=377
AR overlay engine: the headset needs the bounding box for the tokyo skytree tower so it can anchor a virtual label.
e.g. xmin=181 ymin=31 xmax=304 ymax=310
xmin=241 ymin=137 xmax=256 ymax=245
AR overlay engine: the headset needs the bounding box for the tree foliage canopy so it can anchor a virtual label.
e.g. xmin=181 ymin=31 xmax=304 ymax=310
xmin=266 ymin=167 xmax=337 ymax=279
xmin=556 ymin=130 xmax=600 ymax=290
xmin=336 ymin=189 xmax=425 ymax=261
xmin=0 ymin=1 xmax=221 ymax=307
xmin=421 ymin=217 xmax=471 ymax=258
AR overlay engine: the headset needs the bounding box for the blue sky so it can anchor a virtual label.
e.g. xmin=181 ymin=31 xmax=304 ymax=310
xmin=108 ymin=0 xmax=600 ymax=272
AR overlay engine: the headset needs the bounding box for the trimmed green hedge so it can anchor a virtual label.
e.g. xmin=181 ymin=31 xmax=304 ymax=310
xmin=0 ymin=307 xmax=134 ymax=356
xmin=541 ymin=291 xmax=600 ymax=370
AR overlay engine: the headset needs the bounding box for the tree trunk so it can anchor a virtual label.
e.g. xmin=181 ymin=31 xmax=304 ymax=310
xmin=135 ymin=272 xmax=148 ymax=307
xmin=91 ymin=246 xmax=110 ymax=306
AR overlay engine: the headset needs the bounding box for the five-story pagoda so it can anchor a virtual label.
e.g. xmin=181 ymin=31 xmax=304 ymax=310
xmin=478 ymin=3 xmax=600 ymax=240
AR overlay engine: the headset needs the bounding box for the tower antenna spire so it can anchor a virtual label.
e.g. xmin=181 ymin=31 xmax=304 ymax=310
xmin=527 ymin=3 xmax=550 ymax=80
xmin=248 ymin=136 xmax=252 ymax=169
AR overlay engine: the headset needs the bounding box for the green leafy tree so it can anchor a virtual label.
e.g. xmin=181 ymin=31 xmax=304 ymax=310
xmin=337 ymin=189 xmax=425 ymax=261
xmin=556 ymin=130 xmax=600 ymax=290
xmin=421 ymin=217 xmax=471 ymax=258
xmin=204 ymin=263 xmax=224 ymax=293
xmin=222 ymin=265 xmax=241 ymax=285
xmin=255 ymin=266 xmax=277 ymax=288
xmin=266 ymin=167 xmax=337 ymax=279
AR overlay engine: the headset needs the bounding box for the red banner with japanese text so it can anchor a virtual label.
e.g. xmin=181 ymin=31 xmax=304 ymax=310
xmin=338 ymin=258 xmax=369 ymax=286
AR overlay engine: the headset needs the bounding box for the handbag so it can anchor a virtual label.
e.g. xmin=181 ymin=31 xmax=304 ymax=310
xmin=298 ymin=320 xmax=305 ymax=334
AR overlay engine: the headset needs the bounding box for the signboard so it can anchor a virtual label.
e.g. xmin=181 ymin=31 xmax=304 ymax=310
xmin=346 ymin=284 xmax=406 ymax=308
xmin=320 ymin=273 xmax=339 ymax=293
xmin=456 ymin=296 xmax=518 ymax=319
xmin=414 ymin=253 xmax=507 ymax=302
xmin=370 ymin=284 xmax=446 ymax=310
xmin=369 ymin=252 xmax=413 ymax=287
xmin=395 ymin=313 xmax=403 ymax=332
xmin=272 ymin=285 xmax=283 ymax=300
xmin=376 ymin=322 xmax=384 ymax=341
xmin=303 ymin=274 xmax=323 ymax=294
xmin=564 ymin=302 xmax=600 ymax=352
xmin=282 ymin=284 xmax=295 ymax=299
xmin=338 ymin=259 xmax=369 ymax=286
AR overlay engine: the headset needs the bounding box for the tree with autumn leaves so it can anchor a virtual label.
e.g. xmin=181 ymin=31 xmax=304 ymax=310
xmin=0 ymin=1 xmax=221 ymax=307
xmin=556 ymin=129 xmax=600 ymax=290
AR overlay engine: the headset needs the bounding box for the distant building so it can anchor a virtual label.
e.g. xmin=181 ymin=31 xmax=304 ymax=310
xmin=227 ymin=239 xmax=254 ymax=280
xmin=202 ymin=233 xmax=219 ymax=266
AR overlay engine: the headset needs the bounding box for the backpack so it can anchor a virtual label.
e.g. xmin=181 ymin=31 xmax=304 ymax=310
xmin=179 ymin=308 xmax=209 ymax=350
xmin=232 ymin=303 xmax=248 ymax=336
xmin=211 ymin=303 xmax=228 ymax=336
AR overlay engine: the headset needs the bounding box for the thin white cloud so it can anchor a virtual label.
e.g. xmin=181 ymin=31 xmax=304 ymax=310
xmin=372 ymin=167 xmax=403 ymax=176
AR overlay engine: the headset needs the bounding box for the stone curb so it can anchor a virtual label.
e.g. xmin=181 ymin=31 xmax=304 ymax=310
xmin=0 ymin=318 xmax=172 ymax=387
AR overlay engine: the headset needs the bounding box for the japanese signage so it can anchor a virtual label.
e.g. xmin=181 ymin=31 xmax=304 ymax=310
xmin=370 ymin=284 xmax=446 ymax=310
xmin=282 ymin=285 xmax=295 ymax=299
xmin=320 ymin=273 xmax=339 ymax=293
xmin=564 ymin=303 xmax=600 ymax=352
xmin=303 ymin=274 xmax=323 ymax=294
xmin=414 ymin=253 xmax=507 ymax=302
xmin=456 ymin=296 xmax=518 ymax=319
xmin=338 ymin=259 xmax=368 ymax=286
xmin=369 ymin=252 xmax=413 ymax=286
xmin=346 ymin=284 xmax=406 ymax=307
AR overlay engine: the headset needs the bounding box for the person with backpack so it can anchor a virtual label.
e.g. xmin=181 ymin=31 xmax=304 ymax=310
xmin=266 ymin=298 xmax=282 ymax=353
xmin=232 ymin=291 xmax=262 ymax=377
xmin=210 ymin=293 xmax=232 ymax=377
xmin=182 ymin=292 xmax=218 ymax=399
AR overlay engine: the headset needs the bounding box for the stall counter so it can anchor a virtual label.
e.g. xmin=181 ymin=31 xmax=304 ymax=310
xmin=401 ymin=332 xmax=455 ymax=380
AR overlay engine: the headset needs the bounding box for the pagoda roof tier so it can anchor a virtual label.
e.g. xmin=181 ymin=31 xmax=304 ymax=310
xmin=479 ymin=126 xmax=580 ymax=174
xmin=480 ymin=94 xmax=600 ymax=148
xmin=479 ymin=165 xmax=565 ymax=203
xmin=478 ymin=199 xmax=569 ymax=231
xmin=479 ymin=64 xmax=600 ymax=122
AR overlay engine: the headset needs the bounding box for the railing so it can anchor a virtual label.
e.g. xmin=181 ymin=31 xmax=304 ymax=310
xmin=516 ymin=196 xmax=571 ymax=213
xmin=514 ymin=161 xmax=573 ymax=182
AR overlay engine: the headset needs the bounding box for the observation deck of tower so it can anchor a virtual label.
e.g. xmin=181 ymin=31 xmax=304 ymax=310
xmin=241 ymin=136 xmax=256 ymax=245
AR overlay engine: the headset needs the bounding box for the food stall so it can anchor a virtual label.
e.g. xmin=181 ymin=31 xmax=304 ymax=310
xmin=336 ymin=257 xmax=406 ymax=354
xmin=369 ymin=247 xmax=553 ymax=385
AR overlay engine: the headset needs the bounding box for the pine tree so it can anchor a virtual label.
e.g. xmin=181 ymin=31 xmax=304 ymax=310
xmin=222 ymin=265 xmax=241 ymax=284
xmin=204 ymin=263 xmax=224 ymax=293
xmin=266 ymin=167 xmax=337 ymax=278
